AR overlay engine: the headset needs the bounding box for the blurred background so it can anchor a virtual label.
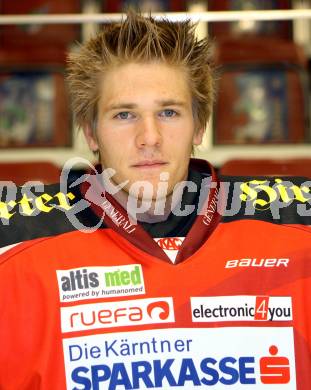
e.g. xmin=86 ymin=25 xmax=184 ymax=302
xmin=0 ymin=0 xmax=311 ymax=181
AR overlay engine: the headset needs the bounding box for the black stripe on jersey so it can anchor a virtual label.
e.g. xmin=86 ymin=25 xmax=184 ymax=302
xmin=0 ymin=184 xmax=105 ymax=248
xmin=1 ymin=173 xmax=310 ymax=249
xmin=220 ymin=175 xmax=311 ymax=226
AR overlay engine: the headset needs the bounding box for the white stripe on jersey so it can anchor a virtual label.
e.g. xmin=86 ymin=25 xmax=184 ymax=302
xmin=0 ymin=242 xmax=20 ymax=255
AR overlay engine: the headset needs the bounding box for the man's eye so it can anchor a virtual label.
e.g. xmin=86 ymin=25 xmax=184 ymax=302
xmin=115 ymin=112 xmax=133 ymax=120
xmin=159 ymin=109 xmax=177 ymax=118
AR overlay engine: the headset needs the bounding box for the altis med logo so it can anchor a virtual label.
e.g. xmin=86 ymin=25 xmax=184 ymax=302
xmin=62 ymin=327 xmax=296 ymax=389
xmin=56 ymin=265 xmax=145 ymax=302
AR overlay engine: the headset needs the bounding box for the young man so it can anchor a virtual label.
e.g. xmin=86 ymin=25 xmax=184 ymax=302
xmin=0 ymin=11 xmax=311 ymax=390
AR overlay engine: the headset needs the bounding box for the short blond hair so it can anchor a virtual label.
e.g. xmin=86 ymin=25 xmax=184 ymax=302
xmin=67 ymin=10 xmax=215 ymax=130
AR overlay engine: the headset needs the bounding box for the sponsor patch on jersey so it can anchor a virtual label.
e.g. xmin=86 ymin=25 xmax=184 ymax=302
xmin=154 ymin=237 xmax=185 ymax=263
xmin=191 ymin=296 xmax=292 ymax=322
xmin=60 ymin=297 xmax=175 ymax=333
xmin=62 ymin=327 xmax=296 ymax=389
xmin=56 ymin=265 xmax=145 ymax=302
xmin=225 ymin=258 xmax=290 ymax=268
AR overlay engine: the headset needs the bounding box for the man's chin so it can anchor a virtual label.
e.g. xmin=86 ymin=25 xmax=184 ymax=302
xmin=128 ymin=189 xmax=157 ymax=203
xmin=128 ymin=181 xmax=173 ymax=202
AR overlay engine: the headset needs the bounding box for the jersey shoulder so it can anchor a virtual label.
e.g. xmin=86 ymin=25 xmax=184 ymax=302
xmin=0 ymin=182 xmax=103 ymax=249
xmin=219 ymin=174 xmax=311 ymax=228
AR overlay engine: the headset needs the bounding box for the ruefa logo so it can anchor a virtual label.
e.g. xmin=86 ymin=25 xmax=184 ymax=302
xmin=60 ymin=297 xmax=174 ymax=333
xmin=146 ymin=300 xmax=171 ymax=320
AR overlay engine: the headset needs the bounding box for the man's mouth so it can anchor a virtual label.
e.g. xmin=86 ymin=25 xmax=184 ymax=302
xmin=131 ymin=160 xmax=168 ymax=168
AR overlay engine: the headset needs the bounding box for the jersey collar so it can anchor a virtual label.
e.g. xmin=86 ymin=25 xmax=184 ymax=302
xmin=80 ymin=158 xmax=221 ymax=264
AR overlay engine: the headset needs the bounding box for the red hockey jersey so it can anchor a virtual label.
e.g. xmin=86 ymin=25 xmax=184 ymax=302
xmin=0 ymin=159 xmax=310 ymax=390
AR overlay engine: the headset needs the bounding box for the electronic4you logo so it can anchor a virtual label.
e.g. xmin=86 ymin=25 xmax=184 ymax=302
xmin=60 ymin=297 xmax=175 ymax=333
xmin=191 ymin=296 xmax=292 ymax=322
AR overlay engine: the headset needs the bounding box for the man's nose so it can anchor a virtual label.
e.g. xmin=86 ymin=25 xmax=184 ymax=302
xmin=135 ymin=116 xmax=162 ymax=148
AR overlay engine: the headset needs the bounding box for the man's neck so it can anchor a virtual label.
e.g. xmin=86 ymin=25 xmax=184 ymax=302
xmin=110 ymin=187 xmax=177 ymax=223
xmin=100 ymin=170 xmax=189 ymax=224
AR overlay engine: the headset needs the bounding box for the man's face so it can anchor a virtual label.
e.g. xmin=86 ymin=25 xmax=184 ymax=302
xmin=84 ymin=62 xmax=204 ymax=200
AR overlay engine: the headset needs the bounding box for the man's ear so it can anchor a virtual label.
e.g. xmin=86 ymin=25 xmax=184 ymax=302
xmin=83 ymin=124 xmax=99 ymax=152
xmin=193 ymin=127 xmax=204 ymax=146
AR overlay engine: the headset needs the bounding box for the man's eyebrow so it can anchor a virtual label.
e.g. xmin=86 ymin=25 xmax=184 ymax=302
xmin=106 ymin=103 xmax=137 ymax=111
xmin=106 ymin=100 xmax=187 ymax=111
